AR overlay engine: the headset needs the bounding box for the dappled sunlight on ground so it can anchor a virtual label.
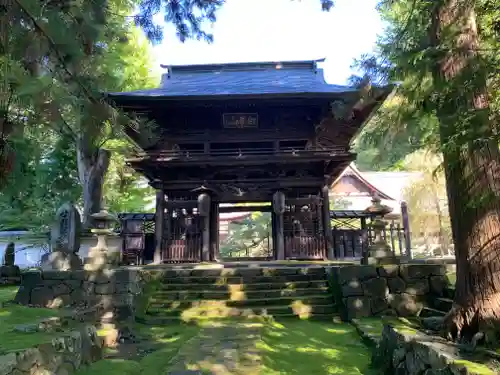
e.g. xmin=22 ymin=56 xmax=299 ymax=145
xmin=0 ymin=286 xmax=65 ymax=353
xmin=259 ymin=319 xmax=378 ymax=375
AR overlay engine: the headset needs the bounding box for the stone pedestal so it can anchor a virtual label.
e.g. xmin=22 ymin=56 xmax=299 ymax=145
xmin=41 ymin=252 xmax=83 ymax=271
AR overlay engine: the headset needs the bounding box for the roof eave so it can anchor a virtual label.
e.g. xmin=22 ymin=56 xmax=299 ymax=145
xmin=105 ymin=90 xmax=363 ymax=107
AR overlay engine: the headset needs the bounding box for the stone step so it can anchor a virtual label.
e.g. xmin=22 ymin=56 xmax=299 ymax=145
xmin=157 ymin=279 xmax=329 ymax=292
xmin=444 ymin=287 xmax=455 ymax=299
xmin=137 ymin=312 xmax=336 ymax=325
xmin=419 ymin=307 xmax=446 ymax=318
xmin=151 ymin=286 xmax=330 ymax=300
xmin=146 ymin=303 xmax=337 ymax=318
xmin=159 ymin=274 xmax=328 ymax=286
xmin=148 ymin=295 xmax=333 ymax=309
xmin=149 ymin=267 xmax=327 ymax=279
xmin=432 ymin=297 xmax=453 ymax=313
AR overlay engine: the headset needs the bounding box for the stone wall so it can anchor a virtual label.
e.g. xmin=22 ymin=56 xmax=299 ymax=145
xmin=327 ymin=264 xmax=449 ymax=320
xmin=0 ymin=325 xmax=103 ymax=375
xmin=372 ymin=324 xmax=494 ymax=375
xmin=14 ymin=269 xmax=142 ymax=322
xmin=0 ymin=265 xmax=20 ymax=286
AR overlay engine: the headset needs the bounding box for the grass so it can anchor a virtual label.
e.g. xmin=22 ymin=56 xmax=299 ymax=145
xmin=76 ymin=318 xmax=378 ymax=375
xmin=259 ymin=319 xmax=377 ymax=375
xmin=0 ymin=285 xmax=19 ymax=303
xmin=352 ymin=317 xmax=420 ymax=339
xmin=447 ymin=271 xmax=456 ymax=286
xmin=76 ymin=322 xmax=200 ymax=375
xmin=0 ymin=286 xmax=65 ymax=353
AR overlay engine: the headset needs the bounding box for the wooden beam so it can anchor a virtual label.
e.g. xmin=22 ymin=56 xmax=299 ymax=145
xmin=165 ymin=200 xmax=198 ymax=208
xmin=218 ymin=205 xmax=272 ymax=213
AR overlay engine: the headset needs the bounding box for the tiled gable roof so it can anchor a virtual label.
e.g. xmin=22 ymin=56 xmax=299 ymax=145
xmin=107 ymin=59 xmax=362 ymax=99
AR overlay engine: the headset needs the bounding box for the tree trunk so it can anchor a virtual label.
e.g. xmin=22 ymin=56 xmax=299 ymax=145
xmin=76 ymin=141 xmax=111 ymax=229
xmin=430 ymin=0 xmax=500 ymax=342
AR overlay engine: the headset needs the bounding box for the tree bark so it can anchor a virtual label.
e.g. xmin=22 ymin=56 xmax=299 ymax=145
xmin=430 ymin=0 xmax=500 ymax=342
xmin=76 ymin=140 xmax=111 ymax=229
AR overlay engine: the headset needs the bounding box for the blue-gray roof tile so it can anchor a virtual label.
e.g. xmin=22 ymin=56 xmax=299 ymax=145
xmin=107 ymin=59 xmax=360 ymax=99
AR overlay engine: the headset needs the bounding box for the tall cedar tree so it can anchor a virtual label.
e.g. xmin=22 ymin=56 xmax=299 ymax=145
xmin=430 ymin=0 xmax=500 ymax=342
xmin=355 ymin=0 xmax=500 ymax=341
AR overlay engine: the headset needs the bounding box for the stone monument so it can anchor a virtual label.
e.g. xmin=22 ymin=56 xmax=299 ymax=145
xmin=361 ymin=195 xmax=399 ymax=265
xmin=2 ymin=242 xmax=15 ymax=266
xmin=41 ymin=203 xmax=83 ymax=271
xmin=84 ymin=210 xmax=120 ymax=271
xmin=1 ymin=242 xmax=21 ymax=284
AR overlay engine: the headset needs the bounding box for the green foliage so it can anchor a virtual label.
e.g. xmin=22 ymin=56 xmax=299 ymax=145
xmin=1 ymin=0 xmax=159 ymax=229
xmin=103 ymin=140 xmax=155 ymax=213
xmin=401 ymin=150 xmax=453 ymax=256
xmin=352 ymin=0 xmax=499 ymax=171
xmin=219 ymin=212 xmax=272 ymax=258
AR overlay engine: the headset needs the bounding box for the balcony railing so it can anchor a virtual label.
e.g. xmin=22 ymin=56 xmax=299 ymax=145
xmin=132 ymin=146 xmax=351 ymax=161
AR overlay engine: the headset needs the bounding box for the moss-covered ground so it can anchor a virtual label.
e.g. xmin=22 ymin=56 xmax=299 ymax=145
xmin=352 ymin=317 xmax=497 ymax=375
xmin=258 ymin=319 xmax=378 ymax=375
xmin=76 ymin=318 xmax=378 ymax=375
xmin=0 ymin=286 xmax=66 ymax=353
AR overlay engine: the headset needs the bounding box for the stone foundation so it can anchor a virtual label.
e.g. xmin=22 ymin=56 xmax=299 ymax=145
xmin=13 ymin=264 xmax=450 ymax=322
xmin=372 ymin=324 xmax=495 ymax=375
xmin=14 ymin=269 xmax=142 ymax=322
xmin=327 ymin=264 xmax=449 ymax=320
xmin=0 ymin=325 xmax=103 ymax=375
xmin=0 ymin=265 xmax=21 ymax=285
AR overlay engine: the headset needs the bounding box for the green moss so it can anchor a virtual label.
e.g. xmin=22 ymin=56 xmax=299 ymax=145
xmin=259 ymin=319 xmax=378 ymax=375
xmin=0 ymin=303 xmax=64 ymax=353
xmin=447 ymin=271 xmax=456 ymax=286
xmin=75 ymin=359 xmax=142 ymax=375
xmin=0 ymin=286 xmax=19 ymax=303
xmin=134 ymin=278 xmax=161 ymax=319
xmin=452 ymin=360 xmax=495 ymax=375
xmin=75 ymin=322 xmax=200 ymax=375
xmin=352 ymin=317 xmax=420 ymax=339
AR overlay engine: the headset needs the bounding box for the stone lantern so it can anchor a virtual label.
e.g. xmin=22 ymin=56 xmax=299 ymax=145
xmin=362 ymin=195 xmax=398 ymax=265
xmin=84 ymin=210 xmax=120 ymax=271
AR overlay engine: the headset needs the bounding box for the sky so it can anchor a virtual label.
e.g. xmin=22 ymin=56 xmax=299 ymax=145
xmin=152 ymin=0 xmax=384 ymax=85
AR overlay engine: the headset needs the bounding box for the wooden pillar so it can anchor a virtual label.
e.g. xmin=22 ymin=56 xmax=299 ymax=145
xmin=210 ymin=200 xmax=220 ymax=261
xmin=273 ymin=191 xmax=285 ymax=260
xmin=154 ymin=189 xmax=165 ymax=264
xmin=360 ymin=217 xmax=368 ymax=259
xmin=165 ymin=197 xmax=172 ymax=261
xmin=321 ymin=185 xmax=334 ymax=260
xmin=198 ymin=193 xmax=211 ymax=262
xmin=401 ymin=201 xmax=412 ymax=259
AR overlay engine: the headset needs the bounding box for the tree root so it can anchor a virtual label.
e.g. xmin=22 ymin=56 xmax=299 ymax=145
xmin=442 ymin=300 xmax=500 ymax=347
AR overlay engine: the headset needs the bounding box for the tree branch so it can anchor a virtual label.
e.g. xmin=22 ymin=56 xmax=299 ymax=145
xmin=13 ymin=0 xmax=98 ymax=104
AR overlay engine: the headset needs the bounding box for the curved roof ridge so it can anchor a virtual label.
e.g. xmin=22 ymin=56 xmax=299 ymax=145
xmin=331 ymin=163 xmax=395 ymax=201
xmin=159 ymin=58 xmax=326 ymax=72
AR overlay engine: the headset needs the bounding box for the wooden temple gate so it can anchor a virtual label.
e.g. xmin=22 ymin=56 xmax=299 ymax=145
xmin=107 ymin=59 xmax=393 ymax=264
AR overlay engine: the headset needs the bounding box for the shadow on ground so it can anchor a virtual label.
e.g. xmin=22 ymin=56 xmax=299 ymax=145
xmin=259 ymin=318 xmax=379 ymax=375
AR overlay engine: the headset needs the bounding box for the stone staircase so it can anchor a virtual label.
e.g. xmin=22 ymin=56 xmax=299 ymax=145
xmin=421 ymin=287 xmax=455 ymax=317
xmin=140 ymin=266 xmax=336 ymax=322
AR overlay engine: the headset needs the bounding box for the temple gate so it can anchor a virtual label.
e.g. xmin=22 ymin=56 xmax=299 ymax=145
xmin=107 ymin=59 xmax=392 ymax=263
